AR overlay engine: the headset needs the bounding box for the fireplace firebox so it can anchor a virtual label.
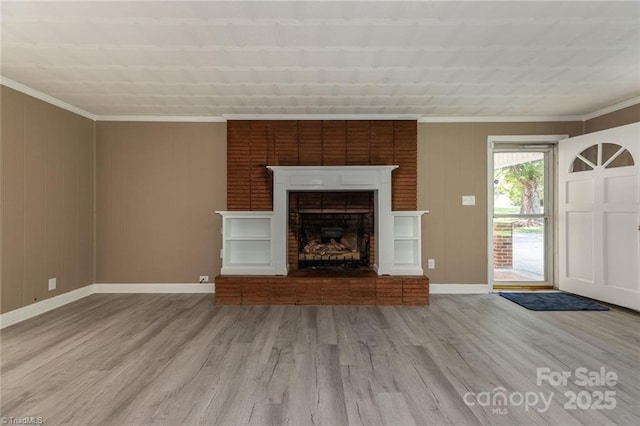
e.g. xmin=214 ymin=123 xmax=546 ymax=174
xmin=296 ymin=212 xmax=372 ymax=270
xmin=288 ymin=191 xmax=375 ymax=272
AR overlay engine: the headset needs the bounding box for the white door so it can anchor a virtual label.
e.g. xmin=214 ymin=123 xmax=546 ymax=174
xmin=559 ymin=123 xmax=640 ymax=310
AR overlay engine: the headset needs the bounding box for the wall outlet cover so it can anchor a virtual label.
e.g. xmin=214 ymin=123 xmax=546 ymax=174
xmin=199 ymin=276 xmax=209 ymax=283
xmin=428 ymin=259 xmax=435 ymax=269
xmin=48 ymin=277 xmax=57 ymax=291
xmin=462 ymin=195 xmax=476 ymax=206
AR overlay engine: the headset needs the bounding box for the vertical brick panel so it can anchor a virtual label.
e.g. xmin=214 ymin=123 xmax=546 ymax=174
xmin=250 ymin=121 xmax=272 ymax=210
xmin=274 ymin=121 xmax=299 ymax=166
xmin=322 ymin=121 xmax=346 ymax=165
xmin=370 ymin=121 xmax=394 ymax=165
xmin=346 ymin=121 xmax=371 ymax=165
xmin=227 ymin=121 xmax=251 ymax=210
xmin=392 ymin=121 xmax=417 ymax=210
xmin=298 ymin=121 xmax=322 ymax=165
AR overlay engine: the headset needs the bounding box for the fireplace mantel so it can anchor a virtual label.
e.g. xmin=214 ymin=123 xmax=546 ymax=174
xmin=269 ymin=165 xmax=425 ymax=276
xmin=267 ymin=165 xmax=398 ymax=190
xmin=217 ymin=165 xmax=427 ymax=276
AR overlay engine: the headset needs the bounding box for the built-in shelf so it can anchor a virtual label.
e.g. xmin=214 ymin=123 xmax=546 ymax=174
xmin=394 ymin=215 xmax=419 ymax=238
xmin=390 ymin=211 xmax=428 ymax=275
xmin=216 ymin=211 xmax=275 ymax=275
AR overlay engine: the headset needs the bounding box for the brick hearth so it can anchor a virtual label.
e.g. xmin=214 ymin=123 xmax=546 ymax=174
xmin=215 ymin=272 xmax=429 ymax=306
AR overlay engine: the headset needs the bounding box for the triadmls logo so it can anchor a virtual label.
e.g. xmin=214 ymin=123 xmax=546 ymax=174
xmin=463 ymin=367 xmax=618 ymax=415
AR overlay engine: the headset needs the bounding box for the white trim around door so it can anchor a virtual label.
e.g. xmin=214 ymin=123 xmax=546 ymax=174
xmin=487 ymin=135 xmax=568 ymax=292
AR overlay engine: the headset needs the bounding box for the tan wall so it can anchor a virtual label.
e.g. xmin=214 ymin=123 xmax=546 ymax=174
xmin=2 ymin=81 xmax=636 ymax=308
xmin=1 ymin=86 xmax=95 ymax=314
xmin=417 ymin=121 xmax=583 ymax=284
xmin=95 ymin=122 xmax=226 ymax=283
xmin=584 ymin=103 xmax=640 ymax=133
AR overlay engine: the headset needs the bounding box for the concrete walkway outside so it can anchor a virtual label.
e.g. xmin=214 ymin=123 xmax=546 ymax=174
xmin=495 ymin=231 xmax=544 ymax=282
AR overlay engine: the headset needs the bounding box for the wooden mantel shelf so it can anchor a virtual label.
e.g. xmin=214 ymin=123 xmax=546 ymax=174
xmin=214 ymin=273 xmax=429 ymax=306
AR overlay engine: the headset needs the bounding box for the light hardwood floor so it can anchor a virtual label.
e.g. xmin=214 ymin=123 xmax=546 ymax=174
xmin=1 ymin=294 xmax=639 ymax=425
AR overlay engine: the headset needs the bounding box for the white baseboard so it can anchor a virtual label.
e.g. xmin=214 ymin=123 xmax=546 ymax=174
xmin=94 ymin=283 xmax=215 ymax=293
xmin=429 ymin=284 xmax=490 ymax=294
xmin=1 ymin=282 xmax=216 ymax=329
xmin=0 ymin=285 xmax=94 ymax=329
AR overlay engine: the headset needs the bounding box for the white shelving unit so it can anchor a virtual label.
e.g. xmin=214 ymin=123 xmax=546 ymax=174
xmin=390 ymin=211 xmax=428 ymax=275
xmin=216 ymin=211 xmax=275 ymax=275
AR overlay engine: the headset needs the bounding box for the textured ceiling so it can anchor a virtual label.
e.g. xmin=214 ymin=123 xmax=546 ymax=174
xmin=1 ymin=1 xmax=639 ymax=118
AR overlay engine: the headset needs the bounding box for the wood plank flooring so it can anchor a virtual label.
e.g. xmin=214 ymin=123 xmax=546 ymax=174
xmin=1 ymin=294 xmax=638 ymax=425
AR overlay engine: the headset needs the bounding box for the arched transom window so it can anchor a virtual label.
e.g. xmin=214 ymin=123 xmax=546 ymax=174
xmin=571 ymin=143 xmax=635 ymax=173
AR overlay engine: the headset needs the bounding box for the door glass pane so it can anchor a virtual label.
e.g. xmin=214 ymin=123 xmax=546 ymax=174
xmin=606 ymin=149 xmax=634 ymax=168
xmin=494 ymin=152 xmax=545 ymax=215
xmin=571 ymin=157 xmax=594 ymax=172
xmin=493 ymin=218 xmax=545 ymax=282
xmin=579 ymin=145 xmax=598 ymax=165
xmin=602 ymin=143 xmax=623 ymax=164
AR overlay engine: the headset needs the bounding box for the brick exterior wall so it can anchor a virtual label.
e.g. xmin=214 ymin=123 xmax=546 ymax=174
xmin=494 ymin=222 xmax=513 ymax=268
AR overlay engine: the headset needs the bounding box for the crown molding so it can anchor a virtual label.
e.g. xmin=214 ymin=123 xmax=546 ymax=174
xmin=582 ymin=96 xmax=640 ymax=122
xmin=417 ymin=115 xmax=583 ymax=123
xmin=0 ymin=76 xmax=96 ymax=121
xmin=96 ymin=115 xmax=226 ymax=122
xmin=3 ymin=76 xmax=637 ymax=124
xmin=223 ymin=113 xmax=421 ymax=121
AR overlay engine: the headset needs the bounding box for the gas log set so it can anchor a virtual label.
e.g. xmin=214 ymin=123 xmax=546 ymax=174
xmin=299 ymin=237 xmax=360 ymax=261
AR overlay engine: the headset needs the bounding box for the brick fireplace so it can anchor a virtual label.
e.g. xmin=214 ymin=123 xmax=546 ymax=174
xmin=215 ymin=120 xmax=429 ymax=305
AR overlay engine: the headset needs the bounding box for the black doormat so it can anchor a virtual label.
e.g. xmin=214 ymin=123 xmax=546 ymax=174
xmin=499 ymin=292 xmax=609 ymax=311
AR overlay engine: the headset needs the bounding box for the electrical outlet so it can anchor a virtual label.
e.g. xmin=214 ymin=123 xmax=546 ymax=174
xmin=48 ymin=277 xmax=57 ymax=291
xmin=199 ymin=276 xmax=209 ymax=283
xmin=427 ymin=259 xmax=435 ymax=269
